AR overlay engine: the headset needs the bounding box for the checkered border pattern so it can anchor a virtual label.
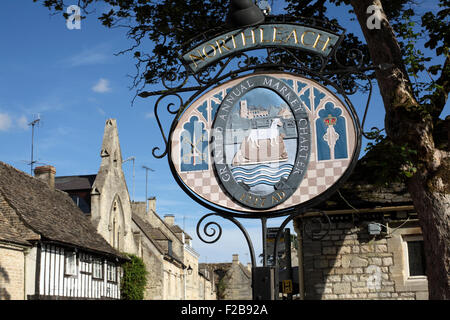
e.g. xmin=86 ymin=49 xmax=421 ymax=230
xmin=178 ymin=153 xmax=350 ymax=213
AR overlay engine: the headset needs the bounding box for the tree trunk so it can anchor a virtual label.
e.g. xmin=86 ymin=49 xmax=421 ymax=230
xmin=350 ymin=0 xmax=450 ymax=299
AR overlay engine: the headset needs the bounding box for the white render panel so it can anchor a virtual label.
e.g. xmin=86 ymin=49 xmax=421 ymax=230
xmin=38 ymin=243 xmax=121 ymax=299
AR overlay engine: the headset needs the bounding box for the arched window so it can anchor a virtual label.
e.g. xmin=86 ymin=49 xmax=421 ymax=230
xmin=110 ymin=196 xmax=124 ymax=250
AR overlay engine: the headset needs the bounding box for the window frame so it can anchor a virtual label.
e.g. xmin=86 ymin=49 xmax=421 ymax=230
xmin=403 ymin=234 xmax=427 ymax=280
xmin=92 ymin=258 xmax=104 ymax=280
xmin=386 ymin=223 xmax=428 ymax=298
xmin=106 ymin=262 xmax=118 ymax=283
xmin=79 ymin=253 xmax=92 ymax=275
xmin=64 ymin=250 xmax=78 ymax=276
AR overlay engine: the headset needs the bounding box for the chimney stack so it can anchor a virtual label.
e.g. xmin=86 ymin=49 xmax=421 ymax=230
xmin=34 ymin=165 xmax=56 ymax=189
xmin=147 ymin=197 xmax=156 ymax=212
xmin=232 ymin=254 xmax=239 ymax=264
xmin=164 ymin=214 xmax=175 ymax=226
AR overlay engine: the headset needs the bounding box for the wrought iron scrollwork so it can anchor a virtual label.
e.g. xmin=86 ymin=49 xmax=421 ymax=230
xmin=144 ymin=15 xmax=385 ymax=217
xmin=196 ymin=212 xmax=256 ymax=267
xmin=196 ymin=213 xmax=223 ymax=244
xmin=334 ymin=47 xmax=365 ymax=71
xmin=161 ymin=65 xmax=189 ymax=91
xmin=151 ymin=93 xmax=183 ymax=159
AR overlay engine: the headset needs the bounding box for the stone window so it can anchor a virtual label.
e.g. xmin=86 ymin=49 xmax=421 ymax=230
xmin=387 ymin=224 xmax=428 ymax=299
xmin=168 ymin=240 xmax=173 ymax=257
xmin=403 ymin=235 xmax=427 ymax=279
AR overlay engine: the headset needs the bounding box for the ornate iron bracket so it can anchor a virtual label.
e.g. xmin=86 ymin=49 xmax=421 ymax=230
xmin=196 ymin=212 xmax=257 ymax=267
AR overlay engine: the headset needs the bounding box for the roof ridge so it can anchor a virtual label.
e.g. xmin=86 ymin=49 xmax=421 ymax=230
xmin=150 ymin=210 xmax=183 ymax=244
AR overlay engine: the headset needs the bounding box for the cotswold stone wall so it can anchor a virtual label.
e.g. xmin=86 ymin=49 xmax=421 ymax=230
xmin=298 ymin=218 xmax=428 ymax=300
xmin=0 ymin=245 xmax=25 ymax=300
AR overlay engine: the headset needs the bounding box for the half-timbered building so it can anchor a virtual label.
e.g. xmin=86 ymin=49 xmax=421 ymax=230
xmin=0 ymin=161 xmax=126 ymax=300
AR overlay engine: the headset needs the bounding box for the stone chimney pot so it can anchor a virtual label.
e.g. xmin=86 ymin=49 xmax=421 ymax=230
xmin=34 ymin=165 xmax=56 ymax=189
xmin=147 ymin=197 xmax=156 ymax=212
xmin=164 ymin=214 xmax=175 ymax=226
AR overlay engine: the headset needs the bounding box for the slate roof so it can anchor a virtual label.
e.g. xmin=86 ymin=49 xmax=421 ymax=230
xmin=170 ymin=225 xmax=192 ymax=240
xmin=0 ymin=161 xmax=124 ymax=259
xmin=55 ymin=175 xmax=96 ymax=191
xmin=132 ymin=213 xmax=184 ymax=264
xmin=315 ymin=139 xmax=413 ymax=211
xmin=0 ymin=193 xmax=35 ymax=246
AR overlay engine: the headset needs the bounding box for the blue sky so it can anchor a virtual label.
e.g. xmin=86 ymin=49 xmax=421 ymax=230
xmin=0 ymin=1 xmax=448 ymax=265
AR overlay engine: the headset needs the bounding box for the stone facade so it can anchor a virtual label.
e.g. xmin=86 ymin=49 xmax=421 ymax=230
xmin=90 ymin=119 xmax=137 ymax=254
xmin=198 ymin=266 xmax=216 ymax=300
xmin=131 ymin=201 xmax=187 ymax=300
xmin=291 ymin=141 xmax=432 ymax=300
xmin=184 ymin=243 xmax=201 ymax=300
xmin=131 ymin=201 xmax=216 ymax=300
xmin=226 ymin=254 xmax=252 ymax=300
xmin=204 ymin=254 xmax=252 ymax=300
xmin=0 ymin=244 xmax=27 ymax=300
xmin=294 ymin=210 xmax=428 ymax=300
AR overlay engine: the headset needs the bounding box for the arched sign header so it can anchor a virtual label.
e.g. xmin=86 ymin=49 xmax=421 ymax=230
xmin=181 ymin=23 xmax=341 ymax=73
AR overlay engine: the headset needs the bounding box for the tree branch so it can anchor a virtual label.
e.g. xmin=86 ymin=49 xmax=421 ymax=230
xmin=430 ymin=54 xmax=450 ymax=119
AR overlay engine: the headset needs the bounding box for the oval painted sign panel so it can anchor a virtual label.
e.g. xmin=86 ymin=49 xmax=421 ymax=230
xmin=170 ymin=72 xmax=359 ymax=215
xmin=212 ymin=75 xmax=311 ymax=209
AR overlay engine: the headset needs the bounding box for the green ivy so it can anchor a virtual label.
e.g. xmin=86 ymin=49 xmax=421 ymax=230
xmin=120 ymin=253 xmax=148 ymax=300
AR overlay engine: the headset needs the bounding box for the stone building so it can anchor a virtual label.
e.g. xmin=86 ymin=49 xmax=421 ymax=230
xmin=293 ymin=147 xmax=429 ymax=300
xmin=203 ymin=254 xmax=252 ymax=300
xmin=198 ymin=265 xmax=216 ymax=300
xmin=132 ymin=201 xmax=188 ymax=300
xmin=55 ymin=119 xmax=215 ymax=300
xmin=0 ymin=162 xmax=125 ymax=300
xmin=131 ymin=200 xmax=216 ymax=300
xmin=239 ymin=100 xmax=269 ymax=119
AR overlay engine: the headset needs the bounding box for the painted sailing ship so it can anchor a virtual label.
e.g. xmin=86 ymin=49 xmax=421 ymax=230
xmin=232 ymin=118 xmax=288 ymax=165
xmin=227 ymin=94 xmax=296 ymax=195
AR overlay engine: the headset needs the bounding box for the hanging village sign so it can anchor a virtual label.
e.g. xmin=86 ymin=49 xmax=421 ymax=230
xmin=162 ymin=18 xmax=363 ymax=217
xmin=170 ymin=71 xmax=359 ymax=214
xmin=145 ymin=4 xmax=375 ymax=299
xmin=143 ymin=14 xmax=369 ymax=218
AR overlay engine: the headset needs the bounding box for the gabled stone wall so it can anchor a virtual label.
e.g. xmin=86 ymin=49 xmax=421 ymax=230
xmin=297 ymin=216 xmax=428 ymax=300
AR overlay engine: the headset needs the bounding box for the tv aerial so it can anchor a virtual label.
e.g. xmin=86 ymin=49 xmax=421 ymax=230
xmin=28 ymin=114 xmax=41 ymax=175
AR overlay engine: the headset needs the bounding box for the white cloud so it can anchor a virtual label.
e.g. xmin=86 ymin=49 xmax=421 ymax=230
xmin=62 ymin=44 xmax=113 ymax=67
xmin=92 ymin=78 xmax=111 ymax=93
xmin=17 ymin=115 xmax=29 ymax=130
xmin=145 ymin=112 xmax=155 ymax=119
xmin=97 ymin=107 xmax=106 ymax=115
xmin=0 ymin=113 xmax=12 ymax=131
